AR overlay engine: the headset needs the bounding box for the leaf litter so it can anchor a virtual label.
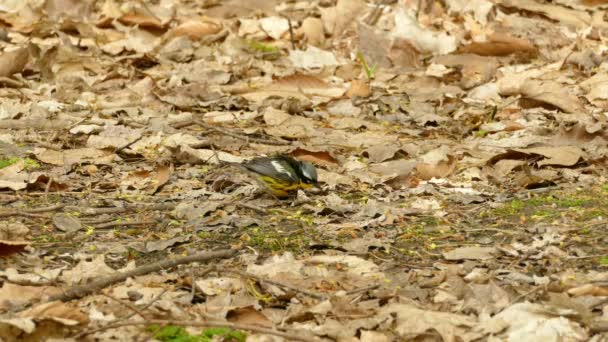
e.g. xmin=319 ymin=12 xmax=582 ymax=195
xmin=1 ymin=0 xmax=608 ymax=341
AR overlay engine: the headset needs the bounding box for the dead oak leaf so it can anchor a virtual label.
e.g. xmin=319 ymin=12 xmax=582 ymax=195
xmin=511 ymin=146 xmax=585 ymax=167
xmin=0 ymin=47 xmax=29 ymax=78
xmin=0 ymin=283 xmax=61 ymax=311
xmin=379 ymin=303 xmax=477 ymax=342
xmin=459 ymin=33 xmax=537 ymax=57
xmin=0 ymin=240 xmax=29 ymax=257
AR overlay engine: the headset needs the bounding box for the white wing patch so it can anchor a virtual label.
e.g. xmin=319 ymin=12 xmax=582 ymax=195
xmin=271 ymin=160 xmax=292 ymax=177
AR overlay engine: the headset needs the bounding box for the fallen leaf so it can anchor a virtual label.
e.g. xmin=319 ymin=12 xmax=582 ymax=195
xmin=476 ymin=302 xmax=588 ymax=341
xmin=60 ymin=255 xmax=116 ymax=285
xmin=271 ymin=73 xmax=346 ymax=98
xmin=290 ymin=148 xmax=339 ymax=165
xmin=393 ymin=7 xmax=458 ymax=55
xmin=227 ymin=306 xmax=273 ymax=327
xmin=459 ymin=33 xmax=537 ymax=57
xmin=0 ymin=222 xmax=29 ymax=240
xmin=145 ymin=234 xmax=191 ymax=252
xmin=0 ymin=283 xmax=61 ymax=311
xmin=346 ymin=80 xmax=371 ymax=98
xmin=299 ymin=17 xmax=325 ymax=47
xmin=86 ymin=125 xmax=143 ymax=150
xmin=379 ymin=303 xmax=477 ymax=341
xmin=149 ymin=164 xmax=173 ymax=194
xmin=0 ymin=47 xmax=29 ymax=78
xmin=0 ymin=240 xmax=29 ymax=257
xmin=52 ymin=213 xmax=82 ymax=233
xmin=169 ymin=18 xmax=223 ymax=40
xmin=443 ymin=246 xmax=496 ymax=260
xmin=289 ymin=46 xmax=340 ymax=69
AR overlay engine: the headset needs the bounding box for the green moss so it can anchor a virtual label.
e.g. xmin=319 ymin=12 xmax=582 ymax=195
xmin=244 ymin=39 xmax=282 ymax=59
xmin=474 ymin=129 xmax=489 ymax=138
xmin=151 ymin=325 xmax=246 ymax=342
xmin=247 ymin=225 xmax=309 ymax=252
xmin=0 ymin=157 xmax=40 ymax=170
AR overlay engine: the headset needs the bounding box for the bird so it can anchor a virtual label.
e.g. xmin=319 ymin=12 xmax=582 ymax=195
xmin=239 ymin=155 xmax=319 ymax=198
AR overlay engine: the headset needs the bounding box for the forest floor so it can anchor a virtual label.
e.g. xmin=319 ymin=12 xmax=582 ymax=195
xmin=1 ymin=0 xmax=608 ymax=341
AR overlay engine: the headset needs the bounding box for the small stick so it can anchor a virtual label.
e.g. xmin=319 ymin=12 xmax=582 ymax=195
xmin=0 ymin=203 xmax=66 ymax=218
xmin=193 ymin=119 xmax=290 ymax=146
xmin=49 ymin=249 xmax=236 ymax=302
xmin=93 ymin=220 xmax=156 ymax=229
xmin=101 ymin=293 xmax=148 ymax=320
xmin=26 ymin=203 xmax=65 ymax=213
xmin=281 ymin=14 xmax=296 ymax=49
xmin=64 ymin=203 xmax=176 ymax=215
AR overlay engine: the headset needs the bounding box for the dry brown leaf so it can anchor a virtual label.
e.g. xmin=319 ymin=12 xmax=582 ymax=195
xmin=432 ymin=54 xmax=498 ymax=89
xmin=0 ymin=222 xmax=29 ymax=241
xmin=149 ymin=164 xmax=173 ymax=194
xmin=501 ymin=0 xmax=592 ymax=28
xmin=357 ymin=23 xmax=393 ymax=68
xmin=346 ymin=79 xmax=371 ymax=98
xmin=264 ymin=115 xmax=316 ymax=139
xmin=322 ymin=0 xmax=366 ymax=35
xmin=364 ymin=144 xmax=404 ymax=163
xmin=389 ymin=38 xmax=421 ymax=68
xmin=118 ymin=10 xmax=166 ymax=30
xmin=0 ymin=160 xmax=28 ymax=191
xmin=513 ymin=146 xmax=585 ymax=167
xmin=568 ymin=284 xmax=608 ymax=297
xmin=0 ymin=47 xmax=29 ymax=78
xmin=44 ymin=0 xmax=92 ymax=21
xmin=227 ymin=306 xmax=273 ymax=327
xmin=52 ymin=213 xmax=82 ymax=233
xmin=288 ymin=46 xmax=340 ymax=69
xmin=272 ymin=74 xmax=346 ymax=98
xmin=459 ymin=33 xmax=537 ymax=57
xmin=520 ymin=80 xmax=585 ymax=114
xmin=169 ymin=18 xmax=223 ymax=40
xmin=20 ymin=301 xmax=89 ymax=325
xmin=0 ymin=240 xmax=29 ymax=257
xmin=0 ymin=283 xmax=61 ymax=311
xmin=443 ymin=246 xmax=496 ymax=261
xmin=416 ymin=155 xmax=458 ymax=180
xmin=34 ymin=147 xmax=115 ymax=167
xmin=299 ymin=17 xmax=325 ymax=47
xmin=290 ymin=148 xmax=339 ymax=165
xmin=379 ymin=303 xmax=477 ymax=341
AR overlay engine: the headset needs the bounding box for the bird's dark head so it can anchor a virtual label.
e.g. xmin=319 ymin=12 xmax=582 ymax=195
xmin=298 ymin=160 xmax=318 ymax=185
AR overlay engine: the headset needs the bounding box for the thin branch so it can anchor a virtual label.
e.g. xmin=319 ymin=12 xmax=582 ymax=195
xmin=94 ymin=220 xmax=156 ymax=229
xmin=101 ymin=293 xmax=148 ymax=320
xmin=63 ymin=203 xmax=176 ymax=216
xmin=193 ymin=119 xmax=290 ymax=146
xmin=49 ymin=249 xmax=236 ymax=302
xmin=26 ymin=203 xmax=66 ymax=213
xmin=0 ymin=203 xmax=66 ymax=218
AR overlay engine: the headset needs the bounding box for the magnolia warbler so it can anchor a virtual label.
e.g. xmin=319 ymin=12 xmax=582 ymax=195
xmin=239 ymin=155 xmax=319 ymax=198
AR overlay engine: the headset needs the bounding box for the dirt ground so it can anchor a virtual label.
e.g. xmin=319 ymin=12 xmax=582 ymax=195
xmin=1 ymin=0 xmax=608 ymax=341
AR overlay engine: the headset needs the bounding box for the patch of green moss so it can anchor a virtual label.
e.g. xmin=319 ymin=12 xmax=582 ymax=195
xmin=247 ymin=225 xmax=309 ymax=252
xmin=244 ymin=39 xmax=282 ymax=59
xmin=474 ymin=129 xmax=489 ymax=138
xmin=0 ymin=157 xmax=40 ymax=170
xmin=482 ymin=188 xmax=608 ymax=226
xmin=150 ymin=325 xmax=246 ymax=342
xmin=528 ymin=195 xmax=591 ymax=208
